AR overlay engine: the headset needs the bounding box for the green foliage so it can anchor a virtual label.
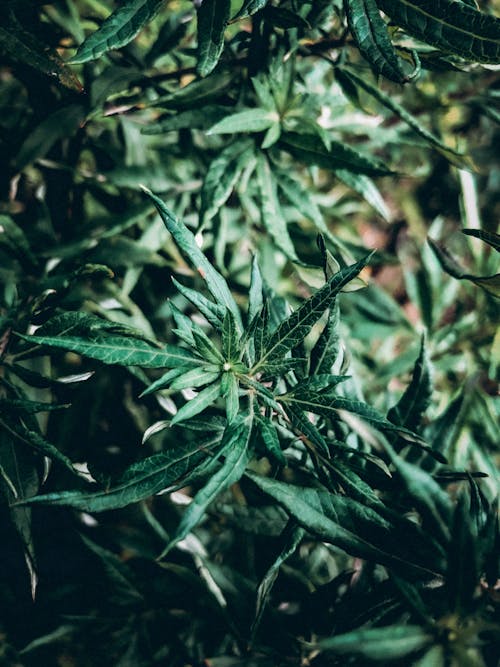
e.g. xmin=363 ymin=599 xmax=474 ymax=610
xmin=0 ymin=0 xmax=498 ymax=665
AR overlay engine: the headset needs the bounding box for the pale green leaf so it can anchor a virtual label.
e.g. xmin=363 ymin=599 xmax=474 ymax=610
xmin=256 ymin=152 xmax=299 ymax=261
xmin=319 ymin=625 xmax=432 ymax=659
xmin=207 ymin=108 xmax=279 ymax=135
xmin=170 ymin=381 xmax=222 ymax=426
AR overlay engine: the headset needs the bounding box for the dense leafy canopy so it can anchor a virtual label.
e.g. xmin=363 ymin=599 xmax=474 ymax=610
xmin=0 ymin=0 xmax=499 ymax=665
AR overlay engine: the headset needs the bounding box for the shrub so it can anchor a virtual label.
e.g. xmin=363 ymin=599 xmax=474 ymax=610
xmin=0 ymin=1 xmax=498 ymax=665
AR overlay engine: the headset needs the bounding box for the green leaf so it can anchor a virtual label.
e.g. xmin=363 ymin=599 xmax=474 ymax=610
xmin=233 ymin=0 xmax=269 ymax=19
xmin=334 ymin=170 xmax=390 ymax=220
xmin=340 ymin=68 xmax=467 ymax=165
xmin=16 ymin=104 xmax=86 ymax=171
xmin=254 ymin=255 xmax=371 ymax=370
xmin=221 ymin=309 xmax=240 ymax=363
xmin=221 ymin=372 xmax=239 ymax=422
xmin=141 ymin=105 xmax=229 ymax=134
xmin=70 ymin=0 xmax=166 ymax=64
xmin=345 ymin=0 xmax=410 ymax=83
xmin=318 ymin=625 xmax=432 ymax=659
xmin=207 ymin=108 xmax=279 ymax=135
xmin=248 ymin=255 xmax=264 ymax=325
xmin=170 ymin=381 xmax=222 ymax=426
xmin=169 ymin=366 xmax=221 ymax=392
xmin=247 ymin=473 xmax=442 ymax=577
xmin=153 ymin=70 xmax=235 ymax=109
xmin=142 ymin=188 xmax=243 ymax=330
xmin=161 ymin=416 xmax=253 ymax=555
xmin=171 ymin=278 xmax=225 ymax=331
xmin=463 ymin=228 xmax=500 ymax=252
xmin=251 ymin=522 xmax=304 ymax=637
xmin=428 ymin=237 xmax=500 ymax=297
xmin=19 ymin=320 xmax=197 ymax=369
xmin=256 ymin=416 xmax=286 ymax=466
xmin=17 ymin=435 xmax=225 ymax=513
xmin=275 ymin=171 xmax=329 ymax=234
xmin=382 ymin=440 xmax=452 ymax=545
xmin=255 ymin=152 xmax=299 ymax=262
xmin=196 ymin=0 xmax=231 ymax=77
xmin=283 ymin=391 xmax=439 ymax=452
xmin=200 ymin=139 xmax=254 ymax=227
xmin=0 ymin=17 xmax=82 ymax=91
xmin=279 ymin=132 xmax=393 ymax=177
xmin=309 ymin=302 xmax=340 ymax=375
xmin=387 ymin=336 xmax=433 ymax=431
xmin=376 ymin=0 xmax=500 ymax=64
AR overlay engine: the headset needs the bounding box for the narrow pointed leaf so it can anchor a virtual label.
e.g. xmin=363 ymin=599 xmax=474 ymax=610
xmin=233 ymin=0 xmax=269 ymax=19
xmin=319 ymin=625 xmax=432 ymax=659
xmin=196 ymin=0 xmax=231 ymax=77
xmin=309 ymin=302 xmax=341 ymax=375
xmin=256 ymin=152 xmax=299 ymax=261
xmin=376 ymin=0 xmax=500 ymax=64
xmin=248 ymin=256 xmax=264 ymax=325
xmin=171 ymin=278 xmax=225 ymax=331
xmin=254 ymin=255 xmax=371 ymax=369
xmin=70 ymin=0 xmax=166 ymax=64
xmin=19 ymin=331 xmax=197 ymax=369
xmin=387 ymin=336 xmax=433 ymax=431
xmin=340 ymin=68 xmax=467 ymax=164
xmin=142 ymin=188 xmax=243 ymax=331
xmin=170 ymin=381 xmax=222 ymax=426
xmin=200 ymin=139 xmax=254 ymax=227
xmin=207 ymin=108 xmax=279 ymax=135
xmin=345 ymin=0 xmax=410 ymax=83
xmin=16 ymin=437 xmax=223 ymax=512
xmin=279 ymin=132 xmax=393 ymax=176
xmin=256 ymin=416 xmax=285 ymax=465
xmin=161 ymin=416 xmax=253 ymax=555
xmin=247 ymin=473 xmax=442 ymax=577
xmin=251 ymin=523 xmax=304 ymax=637
xmin=462 ymin=228 xmax=500 ymax=252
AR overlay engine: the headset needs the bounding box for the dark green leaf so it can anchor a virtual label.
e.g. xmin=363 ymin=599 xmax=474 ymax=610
xmin=254 ymin=255 xmax=371 ymax=370
xmin=280 ymin=132 xmax=393 ymax=176
xmin=16 ymin=437 xmax=222 ymax=512
xmin=463 ymin=228 xmax=500 ymax=251
xmin=143 ymin=188 xmax=243 ymax=331
xmin=170 ymin=381 xmax=222 ymax=426
xmin=196 ymin=0 xmax=231 ymax=77
xmin=70 ymin=0 xmax=166 ymax=64
xmin=251 ymin=522 xmax=304 ymax=637
xmin=247 ymin=473 xmax=442 ymax=577
xmin=161 ymin=415 xmax=253 ymax=555
xmin=233 ymin=0 xmax=269 ymax=19
xmin=387 ymin=335 xmax=433 ymax=431
xmin=345 ymin=0 xmax=410 ymax=83
xmin=376 ymin=0 xmax=500 ymax=64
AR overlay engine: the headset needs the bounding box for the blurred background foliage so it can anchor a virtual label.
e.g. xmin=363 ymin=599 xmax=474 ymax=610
xmin=0 ymin=0 xmax=498 ymax=665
